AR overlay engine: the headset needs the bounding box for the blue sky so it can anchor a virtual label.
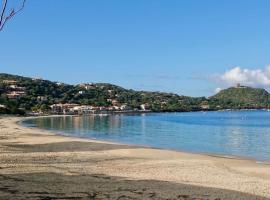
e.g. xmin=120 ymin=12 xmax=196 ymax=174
xmin=1 ymin=0 xmax=270 ymax=97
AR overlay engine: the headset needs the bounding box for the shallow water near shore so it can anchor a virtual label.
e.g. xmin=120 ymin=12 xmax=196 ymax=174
xmin=22 ymin=110 xmax=270 ymax=161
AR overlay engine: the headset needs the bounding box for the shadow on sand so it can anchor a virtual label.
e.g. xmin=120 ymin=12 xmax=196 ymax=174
xmin=1 ymin=140 xmax=269 ymax=200
xmin=0 ymin=172 xmax=269 ymax=200
xmin=7 ymin=141 xmax=140 ymax=153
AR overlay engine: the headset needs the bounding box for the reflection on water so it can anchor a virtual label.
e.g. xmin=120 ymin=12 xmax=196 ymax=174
xmin=23 ymin=111 xmax=270 ymax=161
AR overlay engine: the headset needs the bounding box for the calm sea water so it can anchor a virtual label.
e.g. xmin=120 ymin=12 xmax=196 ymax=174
xmin=22 ymin=111 xmax=270 ymax=161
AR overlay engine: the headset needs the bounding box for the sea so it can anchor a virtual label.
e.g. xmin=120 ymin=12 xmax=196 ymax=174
xmin=22 ymin=110 xmax=270 ymax=162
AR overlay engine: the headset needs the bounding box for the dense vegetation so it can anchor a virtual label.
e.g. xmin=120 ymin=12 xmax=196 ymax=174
xmin=1 ymin=73 xmax=270 ymax=115
xmin=209 ymin=87 xmax=270 ymax=109
xmin=0 ymin=73 xmax=205 ymax=114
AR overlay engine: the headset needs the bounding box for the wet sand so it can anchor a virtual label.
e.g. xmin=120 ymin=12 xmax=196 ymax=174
xmin=0 ymin=116 xmax=270 ymax=200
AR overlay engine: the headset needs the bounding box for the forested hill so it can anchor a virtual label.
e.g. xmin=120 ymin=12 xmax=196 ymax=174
xmin=0 ymin=73 xmax=205 ymax=114
xmin=209 ymin=86 xmax=270 ymax=109
xmin=1 ymin=73 xmax=270 ymax=115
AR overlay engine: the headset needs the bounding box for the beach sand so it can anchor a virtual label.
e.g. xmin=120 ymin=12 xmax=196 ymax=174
xmin=0 ymin=116 xmax=270 ymax=200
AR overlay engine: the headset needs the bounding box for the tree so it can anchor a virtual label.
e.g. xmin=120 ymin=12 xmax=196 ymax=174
xmin=0 ymin=0 xmax=26 ymax=31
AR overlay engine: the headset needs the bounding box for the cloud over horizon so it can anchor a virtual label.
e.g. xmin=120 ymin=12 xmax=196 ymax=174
xmin=214 ymin=66 xmax=270 ymax=92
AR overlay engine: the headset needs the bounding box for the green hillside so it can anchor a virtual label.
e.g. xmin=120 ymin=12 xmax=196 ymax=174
xmin=209 ymin=86 xmax=270 ymax=109
xmin=0 ymin=73 xmax=205 ymax=114
xmin=2 ymin=73 xmax=270 ymax=115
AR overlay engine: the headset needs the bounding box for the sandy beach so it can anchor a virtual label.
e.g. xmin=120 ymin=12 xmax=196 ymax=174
xmin=0 ymin=116 xmax=270 ymax=200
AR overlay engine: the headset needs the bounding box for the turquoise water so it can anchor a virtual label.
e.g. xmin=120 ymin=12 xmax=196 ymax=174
xmin=23 ymin=111 xmax=270 ymax=161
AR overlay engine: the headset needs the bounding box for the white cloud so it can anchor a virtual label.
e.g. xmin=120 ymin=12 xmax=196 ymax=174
xmin=215 ymin=66 xmax=270 ymax=88
xmin=214 ymin=87 xmax=222 ymax=93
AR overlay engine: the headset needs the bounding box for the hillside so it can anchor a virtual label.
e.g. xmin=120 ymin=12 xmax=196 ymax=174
xmin=2 ymin=73 xmax=270 ymax=115
xmin=0 ymin=73 xmax=205 ymax=114
xmin=209 ymin=86 xmax=270 ymax=109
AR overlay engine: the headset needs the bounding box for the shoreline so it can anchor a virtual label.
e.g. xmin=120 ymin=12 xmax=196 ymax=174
xmin=24 ymin=108 xmax=270 ymax=117
xmin=1 ymin=116 xmax=270 ymax=199
xmin=20 ymin=114 xmax=270 ymax=164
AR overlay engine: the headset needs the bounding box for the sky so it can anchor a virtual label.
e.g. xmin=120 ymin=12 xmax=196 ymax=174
xmin=1 ymin=0 xmax=270 ymax=97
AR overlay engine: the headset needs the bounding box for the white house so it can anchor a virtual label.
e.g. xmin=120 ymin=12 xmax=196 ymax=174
xmin=72 ymin=105 xmax=94 ymax=114
xmin=78 ymin=91 xmax=85 ymax=95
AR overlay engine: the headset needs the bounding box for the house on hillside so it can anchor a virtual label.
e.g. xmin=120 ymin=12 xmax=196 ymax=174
xmin=32 ymin=77 xmax=43 ymax=81
xmin=78 ymin=90 xmax=85 ymax=95
xmin=56 ymin=82 xmax=64 ymax=86
xmin=37 ymin=96 xmax=48 ymax=102
xmin=6 ymin=91 xmax=26 ymax=99
xmin=2 ymin=80 xmax=17 ymax=85
xmin=9 ymin=85 xmax=25 ymax=90
xmin=79 ymin=83 xmax=95 ymax=90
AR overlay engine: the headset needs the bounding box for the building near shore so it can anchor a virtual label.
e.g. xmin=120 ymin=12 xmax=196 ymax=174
xmin=108 ymin=106 xmax=121 ymax=111
xmin=50 ymin=103 xmax=79 ymax=114
xmin=200 ymin=101 xmax=210 ymax=110
xmin=72 ymin=105 xmax=95 ymax=114
xmin=140 ymin=104 xmax=150 ymax=111
xmin=49 ymin=103 xmax=137 ymax=115
xmin=120 ymin=104 xmax=131 ymax=111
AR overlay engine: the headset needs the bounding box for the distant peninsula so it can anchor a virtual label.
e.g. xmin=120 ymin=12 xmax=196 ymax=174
xmin=1 ymin=73 xmax=270 ymax=115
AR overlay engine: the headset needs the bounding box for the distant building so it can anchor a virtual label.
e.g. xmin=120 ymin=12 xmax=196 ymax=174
xmin=49 ymin=103 xmax=125 ymax=114
xmin=235 ymin=83 xmax=247 ymax=88
xmin=50 ymin=103 xmax=79 ymax=114
xmin=37 ymin=96 xmax=48 ymax=102
xmin=120 ymin=104 xmax=131 ymax=111
xmin=161 ymin=101 xmax=167 ymax=105
xmin=32 ymin=77 xmax=43 ymax=81
xmin=2 ymin=80 xmax=17 ymax=85
xmin=200 ymin=101 xmax=210 ymax=110
xmin=108 ymin=106 xmax=120 ymax=111
xmin=78 ymin=90 xmax=85 ymax=95
xmin=111 ymin=100 xmax=119 ymax=106
xmin=79 ymin=83 xmax=95 ymax=90
xmin=9 ymin=85 xmax=25 ymax=90
xmin=72 ymin=105 xmax=94 ymax=114
xmin=6 ymin=91 xmax=26 ymax=99
xmin=200 ymin=104 xmax=210 ymax=109
xmin=107 ymin=89 xmax=114 ymax=96
xmin=140 ymin=104 xmax=149 ymax=111
xmin=95 ymin=106 xmax=107 ymax=111
xmin=56 ymin=82 xmax=64 ymax=86
xmin=9 ymin=85 xmax=17 ymax=89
